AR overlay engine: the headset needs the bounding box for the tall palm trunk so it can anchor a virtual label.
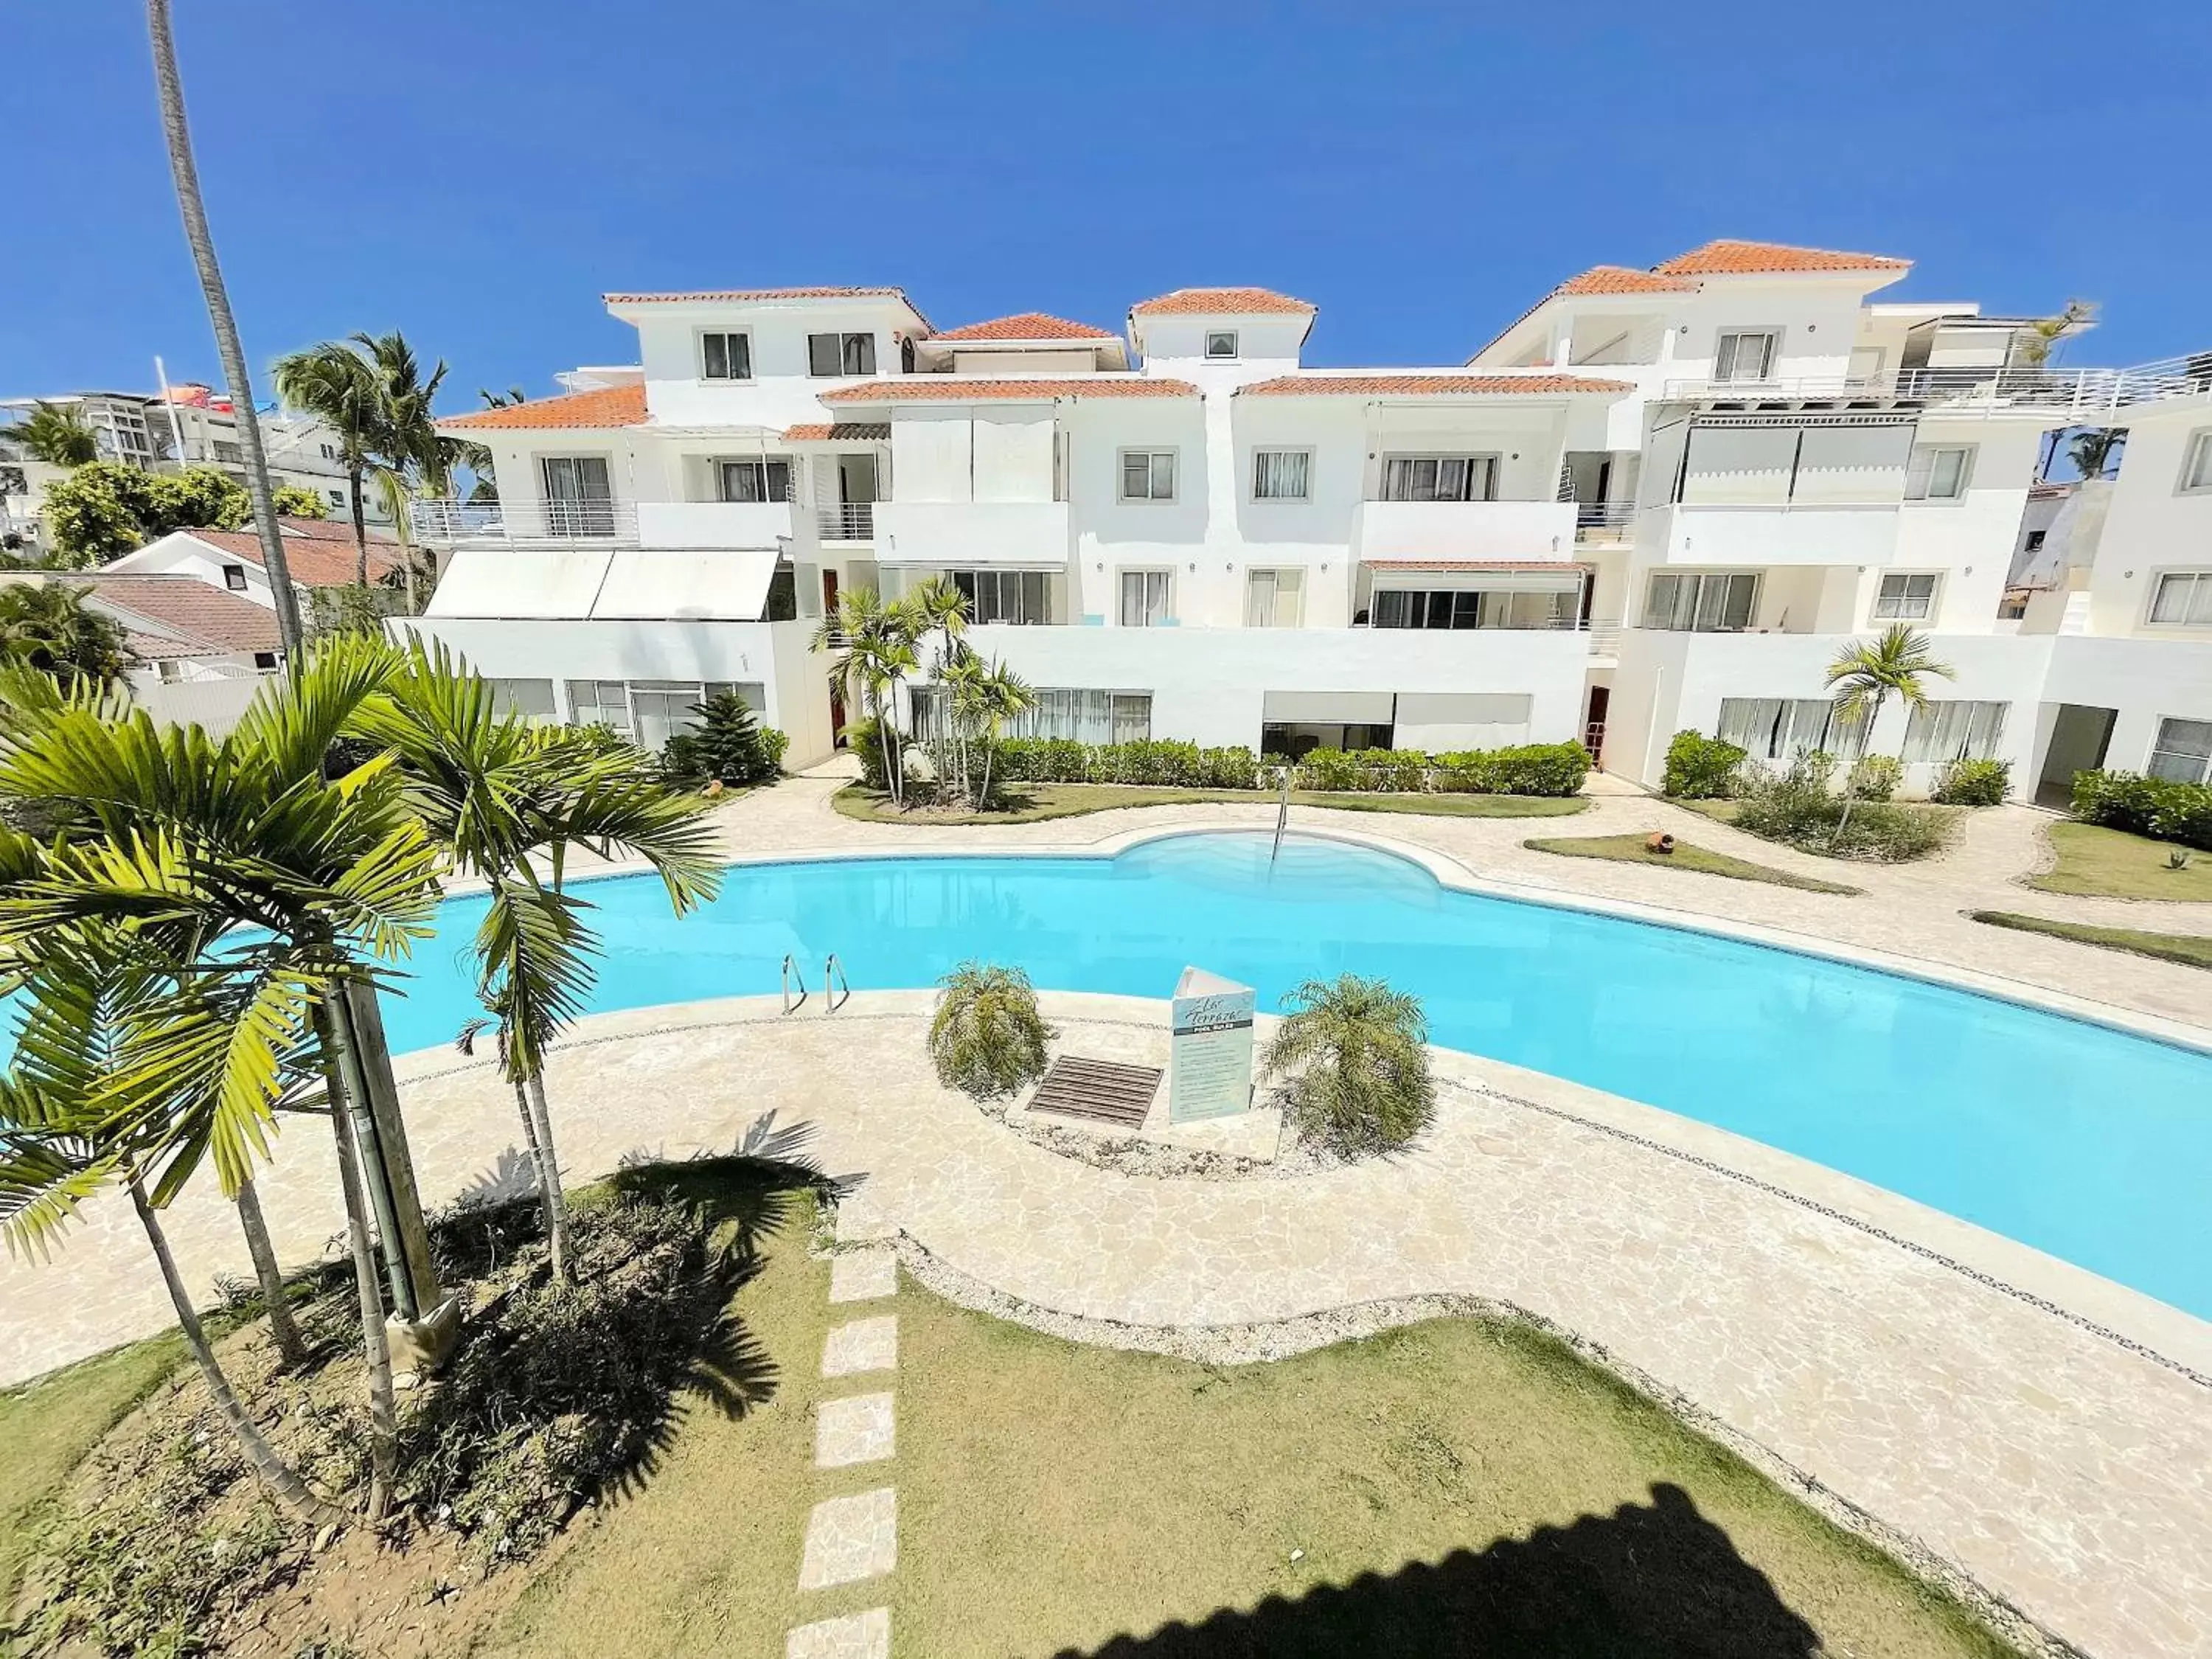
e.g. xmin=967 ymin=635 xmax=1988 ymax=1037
xmin=131 ymin=1177 xmax=339 ymax=1528
xmin=524 ymin=1069 xmax=570 ymax=1281
xmin=1831 ymin=691 xmax=1885 ymax=846
xmin=235 ymin=1174 xmax=305 ymax=1366
xmin=348 ymin=461 xmax=369 ymax=588
xmin=313 ymin=1006 xmax=398 ymax=1521
xmin=146 ymin=0 xmax=305 ymax=655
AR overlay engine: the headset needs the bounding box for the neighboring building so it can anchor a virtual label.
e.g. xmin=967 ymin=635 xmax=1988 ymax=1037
xmin=102 ymin=517 xmax=413 ymax=620
xmin=394 ymin=248 xmax=2212 ymax=793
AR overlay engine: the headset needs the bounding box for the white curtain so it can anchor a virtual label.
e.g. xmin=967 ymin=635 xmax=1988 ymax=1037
xmin=1252 ymin=450 xmax=1310 ymax=501
xmin=1903 ymin=700 xmax=2007 ymax=763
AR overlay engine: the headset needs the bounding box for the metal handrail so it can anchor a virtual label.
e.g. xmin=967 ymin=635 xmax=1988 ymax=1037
xmin=815 ymin=503 xmax=877 ymax=540
xmin=409 ymin=498 xmax=640 ymax=546
xmin=824 ymin=953 xmax=851 ymax=1013
xmin=781 ymin=953 xmax=808 ymax=1017
xmin=1270 ymin=769 xmax=1290 ymax=865
xmin=1658 ymin=357 xmax=2212 ymax=413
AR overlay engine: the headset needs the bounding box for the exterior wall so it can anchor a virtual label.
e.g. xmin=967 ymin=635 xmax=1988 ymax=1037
xmin=628 ymin=299 xmax=919 ymax=429
xmin=130 ymin=670 xmax=265 ymax=736
xmin=2081 ymin=397 xmax=2212 ymax=638
xmin=105 ymin=533 xmax=282 ymax=610
xmin=2044 ymin=636 xmax=2212 ymax=774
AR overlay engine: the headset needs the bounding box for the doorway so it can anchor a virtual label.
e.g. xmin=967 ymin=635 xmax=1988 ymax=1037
xmin=2037 ymin=703 xmax=2116 ymax=807
xmin=1583 ymin=685 xmax=1610 ymax=765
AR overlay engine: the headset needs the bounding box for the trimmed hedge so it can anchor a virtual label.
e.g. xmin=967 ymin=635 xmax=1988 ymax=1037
xmin=1661 ymin=730 xmax=1747 ymax=799
xmin=2072 ymin=769 xmax=2212 ymax=849
xmin=986 ymin=737 xmax=1587 ymax=798
xmin=1930 ymin=756 xmax=2009 ymax=806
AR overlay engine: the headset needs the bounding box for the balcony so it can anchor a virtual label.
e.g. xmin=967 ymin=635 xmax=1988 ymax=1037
xmin=1573 ymin=501 xmax=1637 ymax=545
xmin=816 ymin=502 xmax=877 ymax=543
xmin=1354 ymin=498 xmax=1577 ymax=561
xmin=1646 ymin=500 xmax=1899 ymax=568
xmin=1658 ymin=355 xmax=2212 ymax=417
xmin=635 ymin=500 xmax=792 ymax=549
xmin=411 ymin=498 xmax=638 ymax=548
xmin=874 ymin=500 xmax=1071 ymax=566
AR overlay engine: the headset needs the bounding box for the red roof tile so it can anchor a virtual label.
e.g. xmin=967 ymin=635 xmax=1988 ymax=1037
xmin=1128 ymin=287 xmax=1315 ymax=316
xmin=67 ymin=574 xmax=282 ymax=656
xmin=933 ymin=312 xmax=1117 ymax=341
xmin=1654 ymin=240 xmax=1911 ymax=276
xmin=783 ymin=422 xmax=891 ymax=442
xmin=267 ymin=514 xmax=398 ymax=544
xmin=1556 ymin=265 xmax=1699 ymax=296
xmin=168 ymin=528 xmax=410 ymax=588
xmin=1240 ymin=373 xmax=1631 ymax=397
xmin=439 ymin=383 xmax=647 ymax=431
xmin=820 ymin=377 xmax=1196 ymax=404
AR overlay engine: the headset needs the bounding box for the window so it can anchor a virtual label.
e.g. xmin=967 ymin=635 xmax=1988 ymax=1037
xmin=212 ymin=439 xmax=243 ymax=464
xmin=327 ymin=489 xmax=344 ymax=507
xmin=252 ymin=651 xmax=279 ymax=670
xmin=2149 ymin=571 xmax=2212 ymax=627
xmin=950 ymin=568 xmax=1049 ymax=625
xmin=1119 ymin=449 xmax=1177 ymax=502
xmin=2023 ymin=529 xmax=2047 ymax=551
xmin=222 ymin=563 xmax=248 ymax=591
xmin=718 ymin=459 xmax=792 ymax=503
xmin=1905 ymin=445 xmax=1975 ymax=500
xmin=1371 ymin=588 xmax=1578 ymax=630
xmin=1379 ymin=455 xmax=1497 ymax=502
xmin=1714 ymin=330 xmax=1778 ymax=383
xmin=563 ymin=678 xmax=751 ymax=751
xmin=2149 ymin=717 xmax=2212 ymax=784
xmin=2181 ymin=431 xmax=2212 ymax=493
xmin=807 ymin=332 xmax=876 ymax=377
xmin=1903 ymin=700 xmax=2008 ymax=764
xmin=1119 ymin=568 xmax=1173 ymax=627
xmin=319 ymin=442 xmax=335 ymax=459
xmin=1245 ymin=567 xmax=1304 ymax=627
xmin=1875 ymin=572 xmax=1938 ymax=620
xmin=1717 ymin=698 xmax=1865 ymax=762
xmin=540 ymin=455 xmax=614 ymax=534
xmin=1205 ymin=330 xmax=1239 ymax=360
xmin=488 ymin=678 xmax=557 ymax=722
xmin=1251 ymin=449 xmax=1310 ymax=501
xmin=700 ymin=331 xmax=753 ymax=380
xmin=1643 ymin=571 xmax=1757 ymax=632
xmin=1013 ymin=689 xmax=1152 ymax=745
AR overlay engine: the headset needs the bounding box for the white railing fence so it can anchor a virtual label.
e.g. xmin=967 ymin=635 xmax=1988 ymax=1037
xmin=816 ymin=502 xmax=877 ymax=540
xmin=1660 ymin=352 xmax=2212 ymax=415
xmin=410 ymin=499 xmax=641 ymax=545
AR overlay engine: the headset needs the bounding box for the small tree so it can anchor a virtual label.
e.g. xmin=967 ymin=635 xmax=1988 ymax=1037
xmin=41 ymin=462 xmax=154 ymax=566
xmin=1823 ymin=624 xmax=1955 ymax=840
xmin=928 ymin=962 xmax=1055 ymax=1102
xmin=143 ymin=465 xmax=251 ymax=535
xmin=1262 ymin=975 xmax=1434 ymax=1158
xmin=272 ymin=483 xmax=328 ymax=518
xmin=0 ymin=583 xmax=135 ymax=691
xmin=684 ymin=691 xmax=778 ymax=786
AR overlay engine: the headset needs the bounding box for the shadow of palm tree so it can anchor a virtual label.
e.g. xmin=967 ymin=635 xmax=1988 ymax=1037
xmin=1059 ymin=1484 xmax=1821 ymax=1659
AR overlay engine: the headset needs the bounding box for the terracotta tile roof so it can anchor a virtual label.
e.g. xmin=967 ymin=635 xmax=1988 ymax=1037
xmin=66 ymin=574 xmax=282 ymax=657
xmin=170 ymin=528 xmax=410 ymax=588
xmin=933 ymin=312 xmax=1117 ymax=341
xmin=1240 ymin=373 xmax=1632 ymax=397
xmin=820 ymin=377 xmax=1196 ymax=403
xmin=1128 ymin=287 xmax=1315 ymax=316
xmin=784 ymin=422 xmax=891 ymax=441
xmin=439 ymin=383 xmax=647 ymax=431
xmin=1556 ymin=265 xmax=1699 ymax=296
xmin=1654 ymin=239 xmax=1911 ymax=276
xmin=268 ymin=514 xmax=398 ymax=544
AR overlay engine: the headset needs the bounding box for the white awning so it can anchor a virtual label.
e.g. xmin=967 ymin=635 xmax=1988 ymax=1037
xmin=591 ymin=549 xmax=780 ymax=622
xmin=1263 ymin=690 xmax=1397 ymax=724
xmin=425 ymin=549 xmax=614 ymax=619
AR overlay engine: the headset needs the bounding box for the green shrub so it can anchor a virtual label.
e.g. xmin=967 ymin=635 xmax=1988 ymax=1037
xmin=1930 ymin=756 xmax=2010 ymax=806
xmin=271 ymin=483 xmax=329 ymax=518
xmin=1432 ymin=741 xmax=1589 ymax=797
xmin=2068 ymin=769 xmax=2212 ymax=848
xmin=844 ymin=714 xmax=902 ymax=791
xmin=1733 ymin=753 xmax=1952 ymax=861
xmin=1200 ymin=744 xmax=1259 ymax=789
xmin=1299 ymin=746 xmax=1425 ymax=792
xmin=40 ymin=461 xmax=152 ymax=566
xmin=1662 ymin=730 xmax=1747 ymax=799
xmin=1262 ymin=974 xmax=1435 ymax=1158
xmin=1846 ymin=753 xmax=1902 ymax=801
xmin=928 ymin=961 xmax=1057 ymax=1102
xmin=142 ymin=465 xmax=251 ymax=536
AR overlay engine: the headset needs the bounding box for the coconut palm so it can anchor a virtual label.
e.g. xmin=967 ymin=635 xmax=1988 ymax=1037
xmin=271 ymin=341 xmax=380 ymax=587
xmin=0 ymin=582 xmax=135 ymax=691
xmin=906 ymin=574 xmax=969 ymax=790
xmin=2 ymin=402 xmax=100 ymax=467
xmin=2067 ymin=428 xmax=2126 ymax=481
xmin=146 ymin=0 xmax=305 ymax=650
xmin=946 ymin=654 xmax=1034 ymax=810
xmin=355 ymin=330 xmax=462 ymax=608
xmin=2014 ymin=299 xmax=2097 ymax=370
xmin=1824 ymin=624 xmax=1955 ymax=840
xmin=1262 ymin=975 xmax=1435 ymax=1158
xmin=812 ymin=585 xmax=920 ymax=806
xmin=349 ymin=641 xmax=721 ymax=1279
xmin=0 ymin=641 xmax=446 ymax=1518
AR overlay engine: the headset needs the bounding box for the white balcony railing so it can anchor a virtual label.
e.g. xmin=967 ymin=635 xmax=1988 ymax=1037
xmin=817 ymin=503 xmax=877 ymax=541
xmin=1571 ymin=501 xmax=1637 ymax=539
xmin=410 ymin=498 xmax=639 ymax=546
xmin=1660 ymin=354 xmax=2212 ymax=415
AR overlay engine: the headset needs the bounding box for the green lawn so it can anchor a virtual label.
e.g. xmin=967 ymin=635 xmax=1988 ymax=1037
xmin=1971 ymin=909 xmax=2212 ymax=970
xmin=832 ymin=782 xmax=1587 ymax=825
xmin=2027 ymin=821 xmax=2212 ymax=900
xmin=1525 ymin=834 xmax=1861 ymax=894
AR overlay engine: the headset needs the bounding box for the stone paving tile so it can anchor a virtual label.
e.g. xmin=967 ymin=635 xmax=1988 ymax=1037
xmin=787 ymin=1609 xmax=890 ymax=1659
xmin=816 ymin=1391 xmax=895 ymax=1468
xmin=823 ymin=1315 xmax=897 ymax=1377
xmin=798 ymin=1487 xmax=897 ymax=1590
xmin=829 ymin=1248 xmax=899 ymax=1304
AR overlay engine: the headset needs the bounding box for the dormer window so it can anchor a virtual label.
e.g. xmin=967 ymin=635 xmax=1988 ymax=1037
xmin=701 ymin=331 xmax=752 ymax=380
xmin=223 ymin=563 xmax=248 ymax=591
xmin=1205 ymin=330 xmax=1239 ymax=360
xmin=808 ymin=333 xmax=877 ymax=378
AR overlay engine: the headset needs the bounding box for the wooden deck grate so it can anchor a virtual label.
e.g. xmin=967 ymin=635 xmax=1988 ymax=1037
xmin=1026 ymin=1055 xmax=1164 ymax=1128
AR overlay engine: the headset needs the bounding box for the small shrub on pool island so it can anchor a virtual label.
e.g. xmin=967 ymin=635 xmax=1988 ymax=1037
xmin=1661 ymin=730 xmax=1746 ymax=799
xmin=1263 ymin=974 xmax=1436 ymax=1158
xmin=928 ymin=961 xmax=1058 ymax=1102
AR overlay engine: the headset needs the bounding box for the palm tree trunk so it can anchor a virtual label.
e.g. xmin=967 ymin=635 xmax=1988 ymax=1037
xmin=349 ymin=464 xmax=368 ymax=588
xmin=313 ymin=1007 xmax=398 ymax=1521
xmin=234 ymin=1174 xmax=305 ymax=1367
xmin=979 ymin=738 xmax=996 ymax=813
xmin=524 ymin=1069 xmax=570 ymax=1282
xmin=146 ymin=0 xmax=306 ymax=655
xmin=131 ymin=1176 xmax=339 ymax=1528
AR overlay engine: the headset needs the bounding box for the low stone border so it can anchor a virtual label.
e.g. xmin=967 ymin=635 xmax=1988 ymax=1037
xmin=874 ymin=1226 xmax=2083 ymax=1659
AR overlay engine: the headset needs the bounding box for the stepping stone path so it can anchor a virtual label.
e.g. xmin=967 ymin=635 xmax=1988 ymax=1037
xmin=787 ymin=1245 xmax=900 ymax=1658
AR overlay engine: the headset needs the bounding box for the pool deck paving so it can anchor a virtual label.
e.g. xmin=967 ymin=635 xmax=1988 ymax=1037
xmin=4 ymin=778 xmax=2211 ymax=1656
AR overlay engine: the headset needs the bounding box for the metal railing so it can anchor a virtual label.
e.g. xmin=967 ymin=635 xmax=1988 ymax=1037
xmin=816 ymin=503 xmax=876 ymax=541
xmin=824 ymin=954 xmax=851 ymax=1013
xmin=1660 ymin=354 xmax=2212 ymax=415
xmin=1583 ymin=622 xmax=1623 ymax=656
xmin=1571 ymin=501 xmax=1636 ymax=538
xmin=409 ymin=498 xmax=639 ymax=546
xmin=781 ymin=954 xmax=809 ymax=1016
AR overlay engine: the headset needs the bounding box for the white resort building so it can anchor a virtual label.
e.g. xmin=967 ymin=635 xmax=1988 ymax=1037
xmin=396 ymin=242 xmax=2212 ymax=795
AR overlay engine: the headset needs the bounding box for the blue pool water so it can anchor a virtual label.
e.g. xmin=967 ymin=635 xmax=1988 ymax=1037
xmin=378 ymin=832 xmax=2210 ymax=1318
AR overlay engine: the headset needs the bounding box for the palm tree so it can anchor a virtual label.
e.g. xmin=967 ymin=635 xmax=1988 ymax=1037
xmin=945 ymin=654 xmax=1034 ymax=809
xmin=2067 ymin=428 xmax=2126 ymax=481
xmin=0 ymin=582 xmax=135 ymax=691
xmin=2 ymin=402 xmax=100 ymax=467
xmin=907 ymin=574 xmax=969 ymax=792
xmin=1262 ymin=975 xmax=1435 ymax=1158
xmin=356 ymin=331 xmax=461 ymax=608
xmin=812 ymin=586 xmax=919 ymax=807
xmin=350 ymin=641 xmax=721 ymax=1280
xmin=0 ymin=642 xmax=447 ymax=1519
xmin=145 ymin=0 xmax=305 ymax=650
xmin=271 ymin=341 xmax=380 ymax=587
xmin=2014 ymin=299 xmax=2097 ymax=370
xmin=457 ymin=388 xmax=525 ymax=504
xmin=1824 ymin=624 xmax=1955 ymax=840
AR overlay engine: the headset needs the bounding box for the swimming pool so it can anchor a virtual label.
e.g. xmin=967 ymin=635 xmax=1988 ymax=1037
xmin=386 ymin=831 xmax=2211 ymax=1319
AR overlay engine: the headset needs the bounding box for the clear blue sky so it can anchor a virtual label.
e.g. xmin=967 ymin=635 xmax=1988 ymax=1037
xmin=11 ymin=1 xmax=2210 ymax=409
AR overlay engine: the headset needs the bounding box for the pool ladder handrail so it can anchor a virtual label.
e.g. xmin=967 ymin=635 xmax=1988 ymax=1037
xmin=824 ymin=953 xmax=851 ymax=1014
xmin=1269 ymin=767 xmax=1291 ymax=864
xmin=780 ymin=953 xmax=809 ymax=1016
